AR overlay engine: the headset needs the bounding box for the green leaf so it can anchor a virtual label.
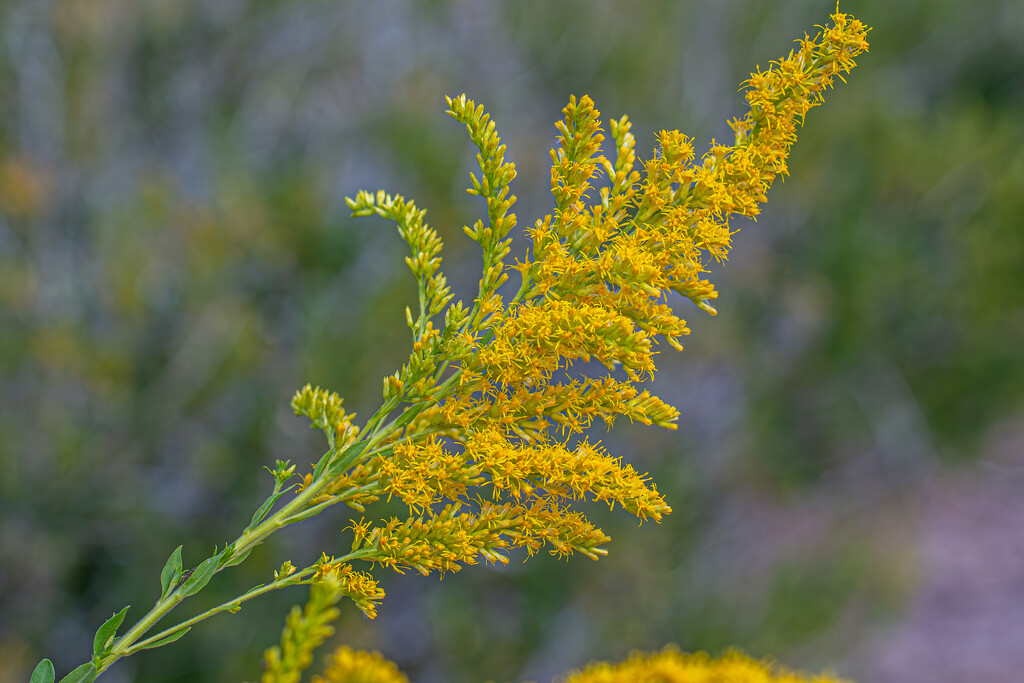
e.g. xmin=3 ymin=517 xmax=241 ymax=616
xmin=310 ymin=447 xmax=335 ymax=483
xmin=92 ymin=605 xmax=130 ymax=656
xmin=282 ymin=506 xmax=320 ymax=524
xmin=220 ymin=545 xmax=253 ymax=569
xmin=179 ymin=556 xmax=218 ymax=597
xmin=248 ymin=488 xmax=286 ymax=530
xmin=325 ymin=440 xmax=369 ymax=479
xmin=136 ymin=626 xmax=191 ymax=651
xmin=219 ymin=541 xmax=236 ymax=562
xmin=57 ymin=663 xmax=96 ymax=683
xmin=387 ymin=404 xmax=425 ymax=434
xmin=159 ymin=546 xmax=184 ymax=599
xmin=29 ymin=659 xmax=55 ymax=683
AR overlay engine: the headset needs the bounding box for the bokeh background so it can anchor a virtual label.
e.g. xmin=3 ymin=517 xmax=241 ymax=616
xmin=2 ymin=0 xmax=1023 ymax=681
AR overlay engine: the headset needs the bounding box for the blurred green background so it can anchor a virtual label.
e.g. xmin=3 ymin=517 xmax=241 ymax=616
xmin=2 ymin=1 xmax=1023 ymax=681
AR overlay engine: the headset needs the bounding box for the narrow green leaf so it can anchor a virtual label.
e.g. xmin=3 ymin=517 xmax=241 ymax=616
xmin=219 ymin=541 xmax=236 ymax=561
xmin=159 ymin=546 xmax=183 ymax=599
xmin=310 ymin=448 xmax=334 ymax=483
xmin=220 ymin=545 xmax=253 ymax=569
xmin=282 ymin=506 xmax=320 ymax=524
xmin=57 ymin=663 xmax=96 ymax=683
xmin=248 ymin=496 xmax=276 ymax=529
xmin=389 ymin=404 xmax=425 ymax=433
xmin=136 ymin=626 xmax=191 ymax=651
xmin=179 ymin=556 xmax=218 ymax=597
xmin=325 ymin=440 xmax=369 ymax=479
xmin=247 ymin=482 xmax=292 ymax=531
xmin=92 ymin=605 xmax=130 ymax=657
xmin=30 ymin=659 xmax=55 ymax=683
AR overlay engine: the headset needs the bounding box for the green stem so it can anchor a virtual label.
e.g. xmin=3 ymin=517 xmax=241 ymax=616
xmin=98 ymin=592 xmax=186 ymax=672
xmin=123 ymin=548 xmax=378 ymax=656
xmin=95 ymin=435 xmax=378 ymax=673
xmin=123 ymin=570 xmax=314 ymax=656
xmin=294 ymin=480 xmax=385 ymax=521
xmin=223 ymin=457 xmax=338 ymax=563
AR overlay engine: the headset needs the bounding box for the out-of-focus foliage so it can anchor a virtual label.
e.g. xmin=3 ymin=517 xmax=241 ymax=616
xmin=1 ymin=1 xmax=1021 ymax=682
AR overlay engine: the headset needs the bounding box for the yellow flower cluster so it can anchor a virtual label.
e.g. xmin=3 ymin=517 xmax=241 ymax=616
xmin=349 ymin=498 xmax=611 ymax=575
xmin=523 ymin=10 xmax=870 ymax=327
xmin=561 ymin=648 xmax=850 ymax=683
xmin=292 ymin=384 xmax=360 ymax=450
xmin=286 ymin=9 xmax=868 ymax=625
xmin=311 ymin=647 xmax=410 ymax=683
xmin=315 ymin=555 xmax=386 ymax=620
xmin=477 ymin=298 xmax=658 ymax=382
xmin=301 ymin=459 xmax=383 ymax=511
xmin=378 ymin=429 xmax=668 ymax=519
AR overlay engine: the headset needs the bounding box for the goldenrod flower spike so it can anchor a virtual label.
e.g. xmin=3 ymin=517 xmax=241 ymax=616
xmin=446 ymin=94 xmax=518 ymax=305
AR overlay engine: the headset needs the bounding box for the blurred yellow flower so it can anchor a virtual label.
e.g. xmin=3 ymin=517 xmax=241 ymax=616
xmin=312 ymin=647 xmax=410 ymax=683
xmin=561 ymin=648 xmax=851 ymax=683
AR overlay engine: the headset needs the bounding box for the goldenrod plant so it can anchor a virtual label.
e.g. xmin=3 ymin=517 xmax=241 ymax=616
xmin=29 ymin=9 xmax=868 ymax=683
